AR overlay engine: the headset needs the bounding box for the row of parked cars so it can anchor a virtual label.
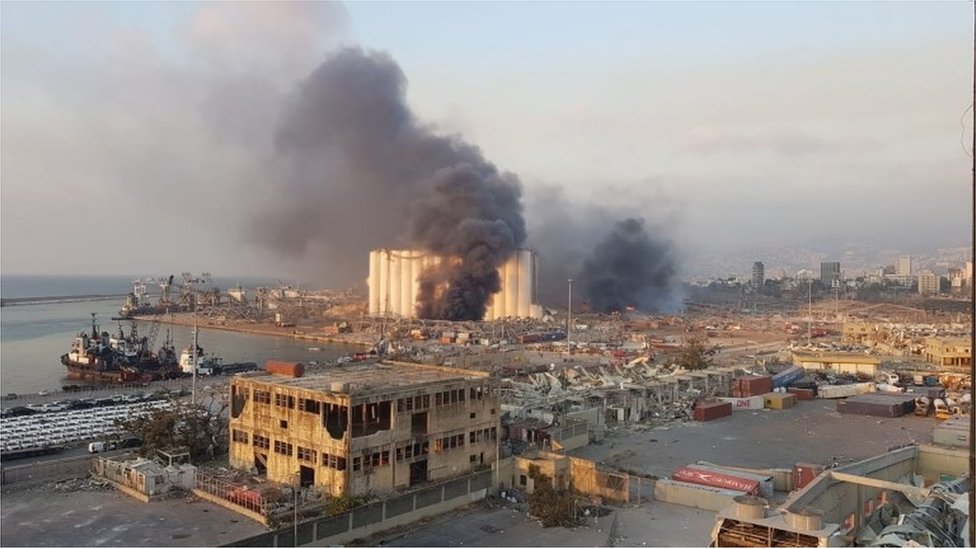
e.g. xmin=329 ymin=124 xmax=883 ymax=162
xmin=0 ymin=399 xmax=173 ymax=454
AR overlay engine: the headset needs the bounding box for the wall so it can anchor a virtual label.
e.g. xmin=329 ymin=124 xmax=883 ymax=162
xmin=654 ymin=479 xmax=742 ymax=512
xmin=915 ymin=444 xmax=968 ymax=484
xmin=223 ymin=470 xmax=493 ymax=548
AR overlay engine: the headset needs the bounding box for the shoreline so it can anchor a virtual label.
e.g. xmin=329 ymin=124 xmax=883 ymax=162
xmin=131 ymin=313 xmax=374 ymax=348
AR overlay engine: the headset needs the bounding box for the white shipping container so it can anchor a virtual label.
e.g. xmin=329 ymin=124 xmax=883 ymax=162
xmin=718 ymin=396 xmax=765 ymax=410
xmin=818 ymin=382 xmax=876 ymax=399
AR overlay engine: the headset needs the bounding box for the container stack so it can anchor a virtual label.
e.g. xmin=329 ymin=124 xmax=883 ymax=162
xmin=837 ymin=393 xmax=917 ymax=417
xmin=693 ymin=400 xmax=732 ymax=421
xmin=763 ymin=392 xmax=796 ymax=410
xmin=731 ymin=375 xmax=773 ymax=398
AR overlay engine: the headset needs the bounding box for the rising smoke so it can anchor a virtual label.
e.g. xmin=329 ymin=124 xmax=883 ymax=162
xmin=576 ymin=218 xmax=678 ymax=313
xmin=257 ymin=48 xmax=526 ymax=320
xmin=524 ymin=185 xmax=682 ymax=314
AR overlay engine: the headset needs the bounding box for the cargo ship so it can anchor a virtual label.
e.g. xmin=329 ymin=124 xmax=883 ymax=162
xmin=60 ymin=313 xmax=181 ymax=383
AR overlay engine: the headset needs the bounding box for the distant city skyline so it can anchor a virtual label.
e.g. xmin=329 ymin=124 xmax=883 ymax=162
xmin=1 ymin=2 xmax=972 ymax=284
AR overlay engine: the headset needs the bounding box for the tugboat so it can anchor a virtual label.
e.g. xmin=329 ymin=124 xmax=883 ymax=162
xmin=61 ymin=313 xmax=181 ymax=383
xmin=60 ymin=313 xmax=124 ymax=383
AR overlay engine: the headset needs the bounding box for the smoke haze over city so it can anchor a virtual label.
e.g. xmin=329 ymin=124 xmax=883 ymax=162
xmin=1 ymin=2 xmax=972 ymax=292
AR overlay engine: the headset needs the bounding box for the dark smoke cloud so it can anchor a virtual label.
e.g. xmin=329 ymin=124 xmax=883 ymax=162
xmin=524 ymin=184 xmax=682 ymax=313
xmin=255 ymin=47 xmax=525 ymax=319
xmin=576 ymin=218 xmax=677 ymax=313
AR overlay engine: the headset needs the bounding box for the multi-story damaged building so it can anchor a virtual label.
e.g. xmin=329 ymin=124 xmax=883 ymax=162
xmin=228 ymin=362 xmax=499 ymax=497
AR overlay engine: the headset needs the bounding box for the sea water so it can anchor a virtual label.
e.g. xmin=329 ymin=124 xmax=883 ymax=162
xmin=0 ymin=275 xmax=361 ymax=394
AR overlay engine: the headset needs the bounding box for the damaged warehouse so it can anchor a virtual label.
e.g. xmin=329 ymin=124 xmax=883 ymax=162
xmin=228 ymin=361 xmax=500 ymax=497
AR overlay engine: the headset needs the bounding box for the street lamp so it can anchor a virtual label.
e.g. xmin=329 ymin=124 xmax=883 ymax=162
xmin=567 ymin=278 xmax=574 ymax=352
xmin=293 ymin=470 xmax=301 ymax=547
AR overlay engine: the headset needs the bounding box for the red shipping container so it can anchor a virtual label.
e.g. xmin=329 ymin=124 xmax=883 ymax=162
xmin=735 ymin=375 xmax=772 ymax=397
xmin=787 ymin=387 xmax=816 ymax=401
xmin=693 ymin=401 xmax=732 ymax=421
xmin=672 ymin=466 xmax=760 ymax=495
xmin=793 ymin=462 xmax=824 ymax=491
xmin=265 ymin=360 xmax=304 ymax=377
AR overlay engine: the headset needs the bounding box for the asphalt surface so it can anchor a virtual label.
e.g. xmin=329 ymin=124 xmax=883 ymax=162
xmin=1 ymin=484 xmax=267 ymax=547
xmin=569 ymin=397 xmax=938 ymax=481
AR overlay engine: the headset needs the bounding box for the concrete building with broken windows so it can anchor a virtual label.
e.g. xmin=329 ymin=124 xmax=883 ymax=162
xmin=227 ymin=361 xmax=499 ymax=498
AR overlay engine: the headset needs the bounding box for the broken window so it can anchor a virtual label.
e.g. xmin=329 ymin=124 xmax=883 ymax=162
xmin=352 ymin=401 xmax=392 ymax=437
xmin=323 ymin=403 xmax=348 ymax=440
xmin=253 ymin=435 xmax=270 ymax=449
xmin=232 ymin=429 xmax=249 ymax=443
xmin=298 ymin=398 xmax=321 ymax=414
xmin=254 ymin=390 xmax=271 ymax=405
xmin=231 ymin=386 xmax=249 ymax=418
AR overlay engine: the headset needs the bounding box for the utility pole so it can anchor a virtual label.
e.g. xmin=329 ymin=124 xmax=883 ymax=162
xmin=807 ymin=279 xmax=813 ymax=344
xmin=191 ymin=311 xmax=198 ymax=406
xmin=566 ymin=278 xmax=574 ymax=353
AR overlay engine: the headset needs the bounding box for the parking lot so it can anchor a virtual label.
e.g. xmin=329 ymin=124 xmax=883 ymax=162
xmin=1 ymin=395 xmax=173 ymax=454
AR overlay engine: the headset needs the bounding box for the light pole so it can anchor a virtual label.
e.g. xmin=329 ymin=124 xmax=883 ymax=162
xmin=567 ymin=279 xmax=574 ymax=350
xmin=293 ymin=471 xmax=301 ymax=546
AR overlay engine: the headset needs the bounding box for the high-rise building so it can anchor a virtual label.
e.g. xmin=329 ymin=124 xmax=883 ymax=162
xmin=752 ymin=262 xmax=765 ymax=290
xmin=820 ymin=262 xmax=841 ymax=288
xmin=917 ymin=271 xmax=940 ymax=296
xmin=897 ymin=255 xmax=912 ymax=276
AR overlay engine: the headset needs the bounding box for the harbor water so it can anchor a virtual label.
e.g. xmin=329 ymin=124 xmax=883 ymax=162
xmin=0 ymin=275 xmax=361 ymax=395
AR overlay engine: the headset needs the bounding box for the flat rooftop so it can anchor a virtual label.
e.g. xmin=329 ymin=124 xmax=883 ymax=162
xmin=792 ymin=350 xmax=881 ymax=364
xmin=237 ymin=361 xmax=488 ymax=396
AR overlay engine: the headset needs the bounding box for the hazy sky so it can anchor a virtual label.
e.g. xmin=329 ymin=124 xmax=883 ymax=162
xmin=1 ymin=1 xmax=972 ymax=284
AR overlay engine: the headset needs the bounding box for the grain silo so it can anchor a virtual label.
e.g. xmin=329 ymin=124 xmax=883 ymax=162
xmin=367 ymin=248 xmax=542 ymax=320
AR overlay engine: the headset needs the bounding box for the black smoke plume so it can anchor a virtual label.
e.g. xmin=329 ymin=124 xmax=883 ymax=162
xmin=524 ymin=185 xmax=681 ymax=313
xmin=256 ymin=47 xmax=525 ymax=320
xmin=576 ymin=218 xmax=677 ymax=313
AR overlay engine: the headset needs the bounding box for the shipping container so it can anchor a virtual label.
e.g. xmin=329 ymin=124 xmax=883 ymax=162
xmin=817 ymin=382 xmax=875 ymax=399
xmin=672 ymin=466 xmax=760 ymax=495
xmin=793 ymin=462 xmax=824 ymax=491
xmin=732 ymin=375 xmax=773 ymax=397
xmin=771 ymin=365 xmax=806 ymax=388
xmin=837 ymin=393 xmax=916 ymax=417
xmin=690 ymin=463 xmax=775 ymax=498
xmin=265 ymin=360 xmax=304 ymax=378
xmin=905 ymin=385 xmax=947 ymax=400
xmin=786 ymin=387 xmax=816 ymax=400
xmin=693 ymin=401 xmax=732 ymax=421
xmin=718 ymin=396 xmax=765 ymax=410
xmin=763 ymin=393 xmax=796 ymax=410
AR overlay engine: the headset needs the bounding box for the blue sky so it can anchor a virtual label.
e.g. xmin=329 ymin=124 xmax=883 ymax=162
xmin=1 ymin=1 xmax=972 ymax=279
